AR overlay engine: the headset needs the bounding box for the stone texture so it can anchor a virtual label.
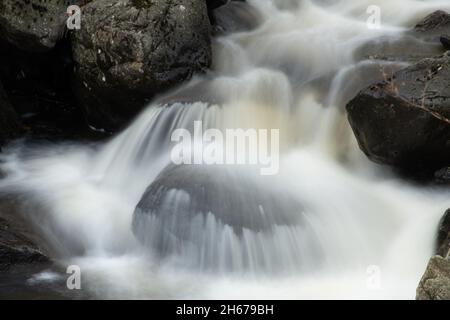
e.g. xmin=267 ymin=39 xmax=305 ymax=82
xmin=71 ymin=0 xmax=212 ymax=131
xmin=417 ymin=256 xmax=450 ymax=300
xmin=0 ymin=0 xmax=75 ymax=52
xmin=346 ymin=52 xmax=450 ymax=172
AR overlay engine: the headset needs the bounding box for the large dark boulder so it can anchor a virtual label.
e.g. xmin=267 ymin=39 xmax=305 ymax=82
xmin=417 ymin=256 xmax=450 ymax=300
xmin=132 ymin=164 xmax=305 ymax=271
xmin=71 ymin=0 xmax=212 ymax=132
xmin=346 ymin=52 xmax=450 ymax=172
xmin=0 ymin=0 xmax=74 ymax=52
xmin=437 ymin=209 xmax=450 ymax=258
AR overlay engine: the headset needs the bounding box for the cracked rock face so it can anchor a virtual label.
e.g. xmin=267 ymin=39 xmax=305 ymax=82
xmin=346 ymin=52 xmax=450 ymax=172
xmin=0 ymin=0 xmax=72 ymax=52
xmin=417 ymin=256 xmax=450 ymax=300
xmin=71 ymin=0 xmax=212 ymax=132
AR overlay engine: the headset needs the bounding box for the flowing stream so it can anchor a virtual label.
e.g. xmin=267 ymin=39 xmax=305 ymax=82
xmin=1 ymin=0 xmax=450 ymax=299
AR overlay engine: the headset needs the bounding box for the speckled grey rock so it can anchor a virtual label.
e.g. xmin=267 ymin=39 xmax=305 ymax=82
xmin=71 ymin=0 xmax=212 ymax=131
xmin=0 ymin=0 xmax=76 ymax=52
xmin=417 ymin=256 xmax=450 ymax=300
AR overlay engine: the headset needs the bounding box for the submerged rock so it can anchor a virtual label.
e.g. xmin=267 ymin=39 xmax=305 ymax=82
xmin=71 ymin=0 xmax=212 ymax=132
xmin=346 ymin=52 xmax=450 ymax=172
xmin=132 ymin=164 xmax=306 ymax=272
xmin=417 ymin=256 xmax=450 ymax=300
xmin=354 ymin=35 xmax=445 ymax=63
xmin=0 ymin=198 xmax=49 ymax=271
xmin=0 ymin=0 xmax=74 ymax=52
xmin=134 ymin=164 xmax=300 ymax=234
xmin=437 ymin=209 xmax=450 ymax=258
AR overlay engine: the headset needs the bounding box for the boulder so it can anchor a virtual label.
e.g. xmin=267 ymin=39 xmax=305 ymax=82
xmin=417 ymin=256 xmax=450 ymax=300
xmin=346 ymin=52 xmax=450 ymax=172
xmin=71 ymin=0 xmax=212 ymax=132
xmin=132 ymin=164 xmax=304 ymax=271
xmin=0 ymin=0 xmax=74 ymax=52
xmin=134 ymin=164 xmax=300 ymax=235
xmin=414 ymin=10 xmax=450 ymax=42
xmin=437 ymin=209 xmax=450 ymax=258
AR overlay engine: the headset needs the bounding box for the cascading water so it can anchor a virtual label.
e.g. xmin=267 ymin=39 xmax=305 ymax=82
xmin=1 ymin=0 xmax=450 ymax=299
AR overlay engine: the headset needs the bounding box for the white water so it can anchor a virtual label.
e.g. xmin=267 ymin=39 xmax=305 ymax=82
xmin=1 ymin=0 xmax=450 ymax=299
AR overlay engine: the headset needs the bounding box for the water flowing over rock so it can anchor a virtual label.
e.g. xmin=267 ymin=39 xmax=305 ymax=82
xmin=346 ymin=52 xmax=450 ymax=173
xmin=0 ymin=0 xmax=73 ymax=52
xmin=2 ymin=0 xmax=450 ymax=299
xmin=133 ymin=164 xmax=309 ymax=273
xmin=417 ymin=256 xmax=450 ymax=300
xmin=71 ymin=0 xmax=212 ymax=132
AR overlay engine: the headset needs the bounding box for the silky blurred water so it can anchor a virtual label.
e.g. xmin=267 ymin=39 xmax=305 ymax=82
xmin=1 ymin=0 xmax=450 ymax=299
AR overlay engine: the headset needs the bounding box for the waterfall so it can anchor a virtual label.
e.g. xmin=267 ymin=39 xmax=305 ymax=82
xmin=1 ymin=0 xmax=450 ymax=299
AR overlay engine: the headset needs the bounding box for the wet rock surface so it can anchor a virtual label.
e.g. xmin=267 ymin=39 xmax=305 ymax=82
xmin=346 ymin=52 xmax=450 ymax=173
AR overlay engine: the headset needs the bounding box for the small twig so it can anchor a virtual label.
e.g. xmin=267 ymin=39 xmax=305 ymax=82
xmin=379 ymin=65 xmax=450 ymax=125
